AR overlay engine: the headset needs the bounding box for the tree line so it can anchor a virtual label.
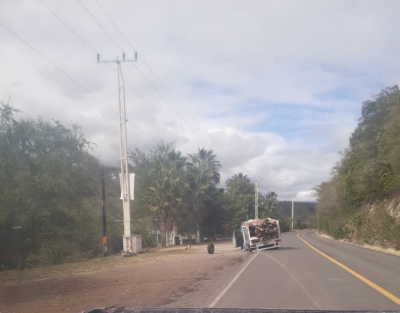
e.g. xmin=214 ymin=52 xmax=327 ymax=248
xmin=0 ymin=102 xmax=283 ymax=270
xmin=315 ymin=86 xmax=400 ymax=249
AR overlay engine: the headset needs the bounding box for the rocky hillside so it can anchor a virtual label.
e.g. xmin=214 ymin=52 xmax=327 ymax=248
xmin=315 ymin=86 xmax=400 ymax=250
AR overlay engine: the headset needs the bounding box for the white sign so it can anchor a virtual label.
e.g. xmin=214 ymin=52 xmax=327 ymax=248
xmin=129 ymin=173 xmax=135 ymax=200
xmin=119 ymin=173 xmax=135 ymax=200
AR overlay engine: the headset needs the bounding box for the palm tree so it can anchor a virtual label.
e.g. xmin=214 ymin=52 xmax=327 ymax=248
xmin=146 ymin=143 xmax=187 ymax=246
xmin=186 ymin=148 xmax=222 ymax=242
xmin=264 ymin=191 xmax=278 ymax=216
xmin=166 ymin=149 xmax=188 ymax=241
xmin=188 ymin=148 xmax=221 ymax=185
xmin=186 ymin=161 xmax=216 ymax=243
xmin=226 ymin=172 xmax=253 ymax=194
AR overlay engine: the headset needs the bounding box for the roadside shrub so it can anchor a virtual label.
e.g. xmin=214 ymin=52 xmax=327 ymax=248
xmin=332 ymin=220 xmax=349 ymax=239
xmin=279 ymin=218 xmax=290 ymax=232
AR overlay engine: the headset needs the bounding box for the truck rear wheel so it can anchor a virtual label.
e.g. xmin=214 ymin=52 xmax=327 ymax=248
xmin=233 ymin=230 xmax=243 ymax=248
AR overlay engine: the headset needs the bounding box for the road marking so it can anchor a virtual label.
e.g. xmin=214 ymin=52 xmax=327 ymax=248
xmin=261 ymin=253 xmax=321 ymax=309
xmin=209 ymin=251 xmax=258 ymax=307
xmin=297 ymin=232 xmax=400 ymax=307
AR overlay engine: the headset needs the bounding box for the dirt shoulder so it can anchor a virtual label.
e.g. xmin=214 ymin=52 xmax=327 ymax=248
xmin=0 ymin=241 xmax=247 ymax=313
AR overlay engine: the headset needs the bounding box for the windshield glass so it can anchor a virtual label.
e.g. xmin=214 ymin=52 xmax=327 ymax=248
xmin=1 ymin=1 xmax=399 ymax=313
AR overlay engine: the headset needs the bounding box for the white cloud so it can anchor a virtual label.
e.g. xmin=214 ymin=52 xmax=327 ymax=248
xmin=1 ymin=0 xmax=399 ymax=201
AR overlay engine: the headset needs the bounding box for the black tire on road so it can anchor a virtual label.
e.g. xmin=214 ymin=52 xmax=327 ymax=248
xmin=207 ymin=243 xmax=215 ymax=254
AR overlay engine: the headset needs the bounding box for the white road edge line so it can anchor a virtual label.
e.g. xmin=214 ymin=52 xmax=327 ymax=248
xmin=209 ymin=251 xmax=258 ymax=308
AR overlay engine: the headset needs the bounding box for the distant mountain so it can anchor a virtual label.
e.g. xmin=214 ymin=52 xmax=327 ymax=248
xmin=276 ymin=201 xmax=316 ymax=221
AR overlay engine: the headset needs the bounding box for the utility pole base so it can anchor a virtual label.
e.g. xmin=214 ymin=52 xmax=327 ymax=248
xmin=122 ymin=234 xmax=142 ymax=254
xmin=124 ymin=235 xmax=132 ymax=253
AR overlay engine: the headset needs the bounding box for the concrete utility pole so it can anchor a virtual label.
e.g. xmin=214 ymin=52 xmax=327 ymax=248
xmin=255 ymin=182 xmax=259 ymax=219
xmin=291 ymin=194 xmax=295 ymax=230
xmin=97 ymin=52 xmax=137 ymax=253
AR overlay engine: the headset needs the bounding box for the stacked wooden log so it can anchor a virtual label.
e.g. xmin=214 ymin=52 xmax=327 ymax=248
xmin=242 ymin=218 xmax=279 ymax=241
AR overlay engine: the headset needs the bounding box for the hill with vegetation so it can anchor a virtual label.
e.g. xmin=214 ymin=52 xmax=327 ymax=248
xmin=315 ymin=86 xmax=400 ymax=250
xmin=275 ymin=201 xmax=316 ymax=228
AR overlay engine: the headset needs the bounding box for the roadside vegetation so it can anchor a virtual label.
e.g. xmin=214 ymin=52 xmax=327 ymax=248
xmin=315 ymin=86 xmax=400 ymax=250
xmin=0 ymin=102 xmax=304 ymax=270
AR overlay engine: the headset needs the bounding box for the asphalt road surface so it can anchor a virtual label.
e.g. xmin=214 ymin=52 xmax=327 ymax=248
xmin=210 ymin=231 xmax=400 ymax=310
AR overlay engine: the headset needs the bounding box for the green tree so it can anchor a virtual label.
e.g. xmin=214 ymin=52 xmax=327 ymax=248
xmin=145 ymin=143 xmax=187 ymax=246
xmin=263 ymin=191 xmax=278 ymax=216
xmin=0 ymin=103 xmax=99 ymax=269
xmin=224 ymin=173 xmax=255 ymax=230
xmin=189 ymin=148 xmax=222 ymax=184
xmin=186 ymin=148 xmax=220 ymax=242
xmin=315 ymin=86 xmax=400 ymax=247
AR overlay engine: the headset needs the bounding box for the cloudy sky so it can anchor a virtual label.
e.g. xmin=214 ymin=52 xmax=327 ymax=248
xmin=1 ymin=0 xmax=400 ymax=201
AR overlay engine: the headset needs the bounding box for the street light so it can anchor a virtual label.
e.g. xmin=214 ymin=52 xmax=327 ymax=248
xmin=101 ymin=166 xmax=116 ymax=256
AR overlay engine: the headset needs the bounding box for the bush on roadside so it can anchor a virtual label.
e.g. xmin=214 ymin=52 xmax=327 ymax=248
xmin=279 ymin=218 xmax=290 ymax=232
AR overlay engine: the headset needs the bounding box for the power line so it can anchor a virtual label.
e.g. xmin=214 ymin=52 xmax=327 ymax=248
xmin=132 ymin=61 xmax=253 ymax=172
xmin=94 ymin=0 xmax=200 ymax=135
xmin=76 ymin=0 xmax=124 ymax=52
xmin=2 ymin=6 xmax=259 ymax=182
xmin=0 ymin=20 xmax=158 ymax=144
xmin=127 ymin=69 xmax=238 ymax=167
xmin=36 ymin=0 xmax=198 ymax=150
xmin=124 ymin=81 xmax=200 ymax=151
xmin=131 ymin=63 xmax=212 ymax=146
xmin=94 ymin=0 xmax=132 ymax=49
xmin=76 ymin=1 xmax=208 ymax=145
xmin=77 ymin=0 xmax=220 ymax=155
xmin=145 ymin=69 xmax=246 ymax=167
xmin=37 ymin=0 xmax=99 ymax=55
xmin=36 ymin=0 xmax=162 ymax=145
xmin=91 ymin=0 xmax=249 ymax=170
xmin=0 ymin=21 xmax=118 ymax=116
xmin=127 ymin=121 xmax=158 ymax=143
xmin=39 ymin=0 xmax=253 ymax=178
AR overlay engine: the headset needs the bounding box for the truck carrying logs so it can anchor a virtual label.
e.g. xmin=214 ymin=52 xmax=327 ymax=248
xmin=241 ymin=218 xmax=281 ymax=251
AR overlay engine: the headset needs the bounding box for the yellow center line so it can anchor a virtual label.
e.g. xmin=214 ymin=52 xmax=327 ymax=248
xmin=297 ymin=232 xmax=400 ymax=307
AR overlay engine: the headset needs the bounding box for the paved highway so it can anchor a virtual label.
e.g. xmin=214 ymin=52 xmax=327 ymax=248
xmin=210 ymin=231 xmax=400 ymax=310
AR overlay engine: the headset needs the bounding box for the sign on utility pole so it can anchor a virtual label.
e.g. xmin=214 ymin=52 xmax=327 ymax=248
xmin=97 ymin=52 xmax=137 ymax=253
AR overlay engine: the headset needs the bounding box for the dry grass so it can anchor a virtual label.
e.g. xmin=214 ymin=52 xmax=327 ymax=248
xmin=316 ymin=231 xmax=400 ymax=257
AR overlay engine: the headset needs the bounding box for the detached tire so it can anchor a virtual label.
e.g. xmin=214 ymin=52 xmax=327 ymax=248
xmin=207 ymin=243 xmax=215 ymax=254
